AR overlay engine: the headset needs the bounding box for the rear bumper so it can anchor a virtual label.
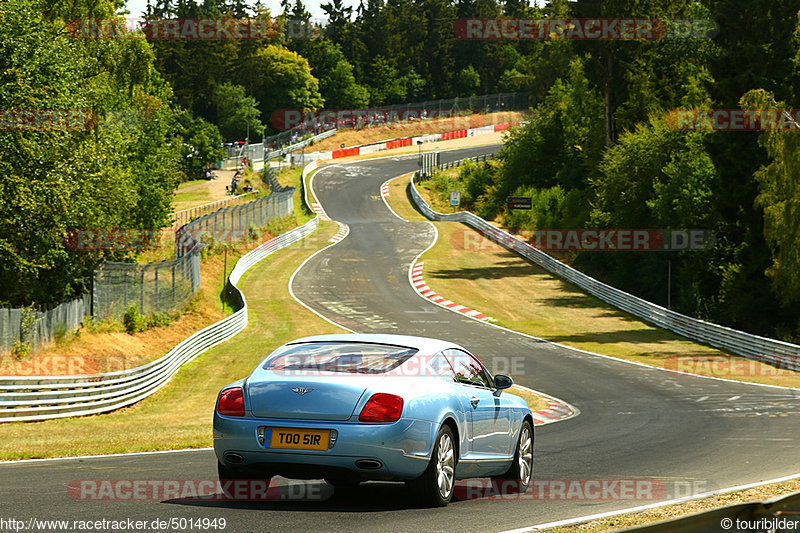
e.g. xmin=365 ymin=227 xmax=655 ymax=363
xmin=213 ymin=413 xmax=437 ymax=480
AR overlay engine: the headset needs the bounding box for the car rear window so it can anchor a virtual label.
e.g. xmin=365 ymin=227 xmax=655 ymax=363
xmin=263 ymin=342 xmax=418 ymax=374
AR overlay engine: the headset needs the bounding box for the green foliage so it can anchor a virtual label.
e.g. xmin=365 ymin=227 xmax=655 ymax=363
xmin=489 ymin=56 xmax=604 ymax=210
xmin=287 ymin=39 xmax=369 ymax=108
xmin=123 ymin=305 xmax=173 ymax=332
xmin=212 ymin=83 xmax=265 ymax=142
xmin=146 ymin=312 xmax=174 ymax=329
xmin=501 ymin=186 xmax=590 ymax=233
xmin=242 ymin=45 xmax=324 ymax=122
xmin=0 ymin=0 xmax=185 ymax=306
xmin=456 ymin=66 xmax=481 ymax=97
xmin=175 ymin=110 xmax=226 ymax=181
xmin=741 ymin=89 xmax=800 ymax=306
xmin=11 ymin=306 xmax=38 ymax=358
xmin=123 ymin=305 xmax=146 ymax=334
xmin=366 ymin=56 xmax=408 ymax=105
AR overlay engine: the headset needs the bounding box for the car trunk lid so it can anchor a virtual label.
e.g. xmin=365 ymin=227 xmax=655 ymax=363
xmin=246 ymin=373 xmax=376 ymax=421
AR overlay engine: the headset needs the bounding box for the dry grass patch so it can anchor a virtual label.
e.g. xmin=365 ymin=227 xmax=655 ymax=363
xmin=509 ymin=385 xmax=549 ymax=412
xmin=311 ymin=111 xmax=524 ymax=152
xmin=385 ymin=174 xmax=800 ymax=389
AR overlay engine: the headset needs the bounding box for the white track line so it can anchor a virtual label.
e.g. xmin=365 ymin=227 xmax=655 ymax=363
xmin=498 ymin=472 xmax=800 ymax=533
xmin=288 ymin=165 xmax=355 ymax=333
xmin=0 ymin=447 xmax=214 ymax=464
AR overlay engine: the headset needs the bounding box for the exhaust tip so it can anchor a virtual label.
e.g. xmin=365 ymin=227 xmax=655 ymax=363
xmin=224 ymin=452 xmax=244 ymax=464
xmin=355 ymin=459 xmax=382 ymax=470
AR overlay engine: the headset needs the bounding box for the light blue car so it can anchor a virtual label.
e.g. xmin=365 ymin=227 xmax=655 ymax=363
xmin=213 ymin=334 xmax=534 ymax=506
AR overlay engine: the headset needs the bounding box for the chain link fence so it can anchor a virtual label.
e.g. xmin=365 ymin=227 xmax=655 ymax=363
xmin=0 ymin=295 xmax=91 ymax=355
xmin=92 ymin=253 xmax=200 ymax=320
xmin=174 ymin=189 xmax=294 ymax=258
xmin=92 ymin=189 xmax=294 ymax=321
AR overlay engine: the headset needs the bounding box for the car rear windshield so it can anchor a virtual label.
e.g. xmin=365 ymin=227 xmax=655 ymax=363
xmin=262 ymin=342 xmax=418 ymax=374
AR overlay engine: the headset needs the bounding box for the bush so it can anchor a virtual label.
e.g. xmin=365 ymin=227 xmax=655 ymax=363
xmin=146 ymin=312 xmax=174 ymax=329
xmin=123 ymin=305 xmax=146 ymax=334
xmin=501 ymin=185 xmax=590 ymax=232
xmin=11 ymin=306 xmax=37 ymax=358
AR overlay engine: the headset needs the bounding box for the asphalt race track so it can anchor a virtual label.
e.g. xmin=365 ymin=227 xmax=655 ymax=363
xmin=2 ymin=146 xmax=800 ymax=532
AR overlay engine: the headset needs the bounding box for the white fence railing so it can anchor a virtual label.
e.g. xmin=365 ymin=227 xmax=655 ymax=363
xmin=264 ymin=129 xmax=337 ymax=161
xmin=411 ymin=171 xmax=800 ymax=372
xmin=0 ymin=216 xmax=319 ymax=422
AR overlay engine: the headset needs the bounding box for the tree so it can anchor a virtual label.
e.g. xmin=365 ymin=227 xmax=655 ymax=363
xmin=290 ymin=40 xmax=369 ymax=109
xmin=366 ymin=55 xmax=407 ymax=105
xmin=175 ymin=111 xmax=226 ymax=179
xmin=0 ymin=0 xmax=183 ymax=305
xmin=212 ymin=83 xmax=265 ymax=141
xmin=239 ymin=45 xmax=324 ymax=124
xmin=740 ymin=89 xmax=800 ymax=307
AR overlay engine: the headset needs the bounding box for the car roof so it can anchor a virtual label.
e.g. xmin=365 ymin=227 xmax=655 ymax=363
xmin=285 ymin=333 xmax=464 ymax=354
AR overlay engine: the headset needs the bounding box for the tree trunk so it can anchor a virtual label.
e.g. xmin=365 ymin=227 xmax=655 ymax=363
xmin=604 ymin=54 xmax=614 ymax=147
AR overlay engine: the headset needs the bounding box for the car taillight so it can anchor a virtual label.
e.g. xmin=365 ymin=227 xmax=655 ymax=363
xmin=359 ymin=393 xmax=404 ymax=423
xmin=217 ymin=387 xmax=245 ymax=416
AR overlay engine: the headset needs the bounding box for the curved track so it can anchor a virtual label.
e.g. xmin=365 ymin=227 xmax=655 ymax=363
xmin=1 ymin=146 xmax=799 ymax=532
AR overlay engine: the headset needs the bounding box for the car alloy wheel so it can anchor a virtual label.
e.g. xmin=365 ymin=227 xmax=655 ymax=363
xmin=435 ymin=432 xmax=455 ymax=500
xmin=409 ymin=424 xmax=457 ymax=506
xmin=517 ymin=424 xmax=533 ymax=486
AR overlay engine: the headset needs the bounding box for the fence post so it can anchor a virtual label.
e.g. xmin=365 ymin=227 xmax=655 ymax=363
xmin=140 ymin=267 xmax=145 ymax=313
xmin=154 ymin=266 xmax=159 ymax=312
xmin=92 ymin=267 xmax=99 ymax=319
xmin=122 ymin=266 xmax=128 ymax=315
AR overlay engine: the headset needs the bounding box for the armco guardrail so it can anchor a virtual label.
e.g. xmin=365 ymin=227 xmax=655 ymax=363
xmin=410 ymin=168 xmax=800 ymax=371
xmin=264 ymin=128 xmax=337 ymax=161
xmin=621 ymin=489 xmax=800 ymax=532
xmin=438 ymin=152 xmax=495 ymax=170
xmin=0 ymin=216 xmax=319 ymax=422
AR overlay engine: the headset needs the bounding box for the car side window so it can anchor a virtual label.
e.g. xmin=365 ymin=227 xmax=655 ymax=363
xmin=443 ymin=349 xmax=492 ymax=388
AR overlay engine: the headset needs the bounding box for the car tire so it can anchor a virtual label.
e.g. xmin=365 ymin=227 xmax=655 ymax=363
xmin=408 ymin=425 xmax=457 ymax=507
xmin=496 ymin=419 xmax=533 ymax=493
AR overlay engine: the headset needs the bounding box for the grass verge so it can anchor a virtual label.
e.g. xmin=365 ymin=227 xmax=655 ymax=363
xmin=386 ymin=173 xmax=800 ymax=389
xmin=547 ymin=477 xmax=800 ymax=532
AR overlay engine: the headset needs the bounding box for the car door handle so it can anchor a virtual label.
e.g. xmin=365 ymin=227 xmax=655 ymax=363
xmin=470 ymin=397 xmax=480 ymax=408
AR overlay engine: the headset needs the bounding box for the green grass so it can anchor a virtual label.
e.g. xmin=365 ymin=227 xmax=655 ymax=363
xmin=173 ymin=189 xmax=211 ymax=205
xmin=386 ymin=174 xmax=800 ymax=389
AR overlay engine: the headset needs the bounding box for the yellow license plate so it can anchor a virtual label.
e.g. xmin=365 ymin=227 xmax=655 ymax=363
xmin=269 ymin=428 xmax=329 ymax=451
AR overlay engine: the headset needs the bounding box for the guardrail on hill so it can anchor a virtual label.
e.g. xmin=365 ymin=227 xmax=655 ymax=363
xmin=264 ymin=129 xmax=337 ymax=161
xmin=0 ymin=216 xmax=319 ymax=423
xmin=410 ymin=166 xmax=800 ymax=372
xmin=438 ymin=152 xmax=495 ymax=170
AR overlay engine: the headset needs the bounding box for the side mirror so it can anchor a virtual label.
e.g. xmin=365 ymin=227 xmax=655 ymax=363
xmin=493 ymin=374 xmax=513 ymax=396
